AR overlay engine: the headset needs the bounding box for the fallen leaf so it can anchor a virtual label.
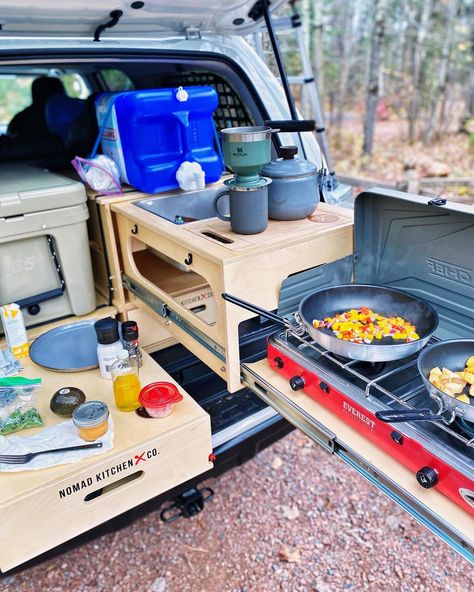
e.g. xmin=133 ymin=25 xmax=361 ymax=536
xmin=271 ymin=456 xmax=283 ymax=470
xmin=282 ymin=505 xmax=300 ymax=520
xmin=278 ymin=545 xmax=301 ymax=563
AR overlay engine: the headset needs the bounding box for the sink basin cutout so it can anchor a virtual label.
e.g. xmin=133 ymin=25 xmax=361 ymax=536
xmin=134 ymin=187 xmax=229 ymax=224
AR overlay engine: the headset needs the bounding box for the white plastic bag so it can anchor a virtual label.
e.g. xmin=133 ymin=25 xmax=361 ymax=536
xmin=72 ymin=154 xmax=122 ymax=194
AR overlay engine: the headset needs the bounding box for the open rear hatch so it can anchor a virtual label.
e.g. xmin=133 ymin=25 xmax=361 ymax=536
xmin=0 ymin=0 xmax=287 ymax=38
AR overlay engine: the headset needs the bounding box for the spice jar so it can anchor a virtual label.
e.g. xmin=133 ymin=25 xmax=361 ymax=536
xmin=111 ymin=350 xmax=141 ymax=412
xmin=72 ymin=401 xmax=109 ymax=442
xmin=138 ymin=382 xmax=183 ymax=418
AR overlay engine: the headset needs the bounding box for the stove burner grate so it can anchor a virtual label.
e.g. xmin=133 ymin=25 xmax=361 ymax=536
xmin=279 ymin=331 xmax=474 ymax=450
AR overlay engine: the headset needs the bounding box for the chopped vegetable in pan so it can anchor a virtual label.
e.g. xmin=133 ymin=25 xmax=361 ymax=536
xmin=429 ymin=355 xmax=474 ymax=401
xmin=312 ymin=307 xmax=419 ymax=344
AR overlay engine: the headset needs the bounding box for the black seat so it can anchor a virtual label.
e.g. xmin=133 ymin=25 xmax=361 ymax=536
xmin=7 ymin=77 xmax=65 ymax=140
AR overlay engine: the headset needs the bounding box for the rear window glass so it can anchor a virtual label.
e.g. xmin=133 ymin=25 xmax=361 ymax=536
xmin=101 ymin=69 xmax=134 ymax=91
xmin=0 ymin=75 xmax=35 ymax=131
xmin=0 ymin=73 xmax=90 ymax=133
xmin=61 ymin=73 xmax=90 ymax=99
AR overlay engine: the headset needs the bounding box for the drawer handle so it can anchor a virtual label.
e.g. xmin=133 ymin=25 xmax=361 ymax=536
xmin=131 ymin=224 xmax=138 ymax=235
xmin=184 ymin=253 xmax=193 ymax=265
xmin=83 ymin=470 xmax=144 ymax=503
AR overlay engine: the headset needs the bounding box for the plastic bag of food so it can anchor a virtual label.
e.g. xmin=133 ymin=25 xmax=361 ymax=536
xmin=0 ymin=377 xmax=43 ymax=435
xmin=71 ymin=154 xmax=122 ymax=195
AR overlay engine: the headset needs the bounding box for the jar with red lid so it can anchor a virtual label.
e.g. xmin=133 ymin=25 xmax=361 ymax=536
xmin=138 ymin=382 xmax=183 ymax=418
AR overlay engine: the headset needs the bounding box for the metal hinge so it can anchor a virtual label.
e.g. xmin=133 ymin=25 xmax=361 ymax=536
xmin=185 ymin=26 xmax=201 ymax=40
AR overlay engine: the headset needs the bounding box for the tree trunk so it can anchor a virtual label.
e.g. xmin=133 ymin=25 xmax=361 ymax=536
xmin=311 ymin=0 xmax=325 ymax=106
xmin=362 ymin=0 xmax=387 ymax=155
xmin=301 ymin=0 xmax=312 ymax=119
xmin=407 ymin=0 xmax=433 ymax=142
xmin=424 ymin=0 xmax=459 ymax=144
xmin=467 ymin=20 xmax=474 ymax=115
xmin=334 ymin=1 xmax=353 ymax=134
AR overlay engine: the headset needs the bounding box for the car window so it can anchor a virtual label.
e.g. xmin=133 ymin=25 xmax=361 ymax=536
xmin=0 ymin=74 xmax=90 ymax=135
xmin=61 ymin=73 xmax=90 ymax=99
xmin=101 ymin=69 xmax=134 ymax=91
xmin=0 ymin=75 xmax=35 ymax=134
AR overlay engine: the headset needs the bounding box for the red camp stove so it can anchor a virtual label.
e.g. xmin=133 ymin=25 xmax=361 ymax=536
xmin=267 ymin=330 xmax=474 ymax=516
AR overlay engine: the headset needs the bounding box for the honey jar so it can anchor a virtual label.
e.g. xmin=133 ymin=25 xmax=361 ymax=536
xmin=72 ymin=401 xmax=109 ymax=442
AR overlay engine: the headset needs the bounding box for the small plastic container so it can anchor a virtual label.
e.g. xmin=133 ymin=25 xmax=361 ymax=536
xmin=72 ymin=401 xmax=109 ymax=442
xmin=138 ymin=382 xmax=183 ymax=418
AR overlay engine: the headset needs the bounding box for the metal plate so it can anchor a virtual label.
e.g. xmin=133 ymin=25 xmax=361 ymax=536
xmin=29 ymin=321 xmax=98 ymax=372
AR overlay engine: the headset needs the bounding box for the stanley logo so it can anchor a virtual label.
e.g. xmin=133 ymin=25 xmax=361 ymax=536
xmin=232 ymin=146 xmax=248 ymax=157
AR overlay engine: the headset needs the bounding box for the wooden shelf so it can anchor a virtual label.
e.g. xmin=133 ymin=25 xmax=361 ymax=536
xmin=0 ymin=353 xmax=212 ymax=571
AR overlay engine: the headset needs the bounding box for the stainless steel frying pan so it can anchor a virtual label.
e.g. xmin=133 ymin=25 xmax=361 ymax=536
xmin=376 ymin=339 xmax=474 ymax=425
xmin=222 ymin=284 xmax=439 ymax=362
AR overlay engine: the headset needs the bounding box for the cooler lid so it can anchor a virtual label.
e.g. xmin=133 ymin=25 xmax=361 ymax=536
xmin=0 ymin=164 xmax=86 ymax=217
xmin=354 ymin=188 xmax=474 ymax=340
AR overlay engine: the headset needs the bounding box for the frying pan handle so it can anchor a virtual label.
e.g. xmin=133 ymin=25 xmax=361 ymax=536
xmin=375 ymin=409 xmax=443 ymax=423
xmin=221 ymin=293 xmax=290 ymax=328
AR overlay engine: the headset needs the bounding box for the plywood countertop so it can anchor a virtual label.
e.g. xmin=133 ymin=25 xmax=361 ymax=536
xmin=111 ymin=198 xmax=354 ymax=266
xmin=0 ymin=352 xmax=209 ymax=505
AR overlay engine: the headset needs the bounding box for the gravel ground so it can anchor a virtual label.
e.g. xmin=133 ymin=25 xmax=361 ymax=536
xmin=0 ymin=431 xmax=472 ymax=592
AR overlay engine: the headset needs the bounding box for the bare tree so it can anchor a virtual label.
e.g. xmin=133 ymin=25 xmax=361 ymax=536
xmin=363 ymin=0 xmax=387 ymax=155
xmin=406 ymin=0 xmax=433 ymax=142
xmin=311 ymin=0 xmax=325 ymax=105
xmin=424 ymin=0 xmax=459 ymax=143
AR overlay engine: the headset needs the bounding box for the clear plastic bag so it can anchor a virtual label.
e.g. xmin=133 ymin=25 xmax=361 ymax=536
xmin=0 ymin=377 xmax=43 ymax=435
xmin=71 ymin=154 xmax=122 ymax=195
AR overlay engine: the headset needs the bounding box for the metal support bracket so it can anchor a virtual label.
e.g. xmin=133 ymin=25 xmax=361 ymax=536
xmin=122 ymin=273 xmax=226 ymax=360
xmin=241 ymin=363 xmax=336 ymax=453
xmin=185 ymin=26 xmax=201 ymax=40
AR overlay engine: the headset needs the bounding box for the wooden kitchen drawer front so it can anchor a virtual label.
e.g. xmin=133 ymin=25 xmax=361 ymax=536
xmin=242 ymin=359 xmax=474 ymax=554
xmin=112 ymin=200 xmax=354 ymax=392
xmin=0 ymin=354 xmax=212 ymax=571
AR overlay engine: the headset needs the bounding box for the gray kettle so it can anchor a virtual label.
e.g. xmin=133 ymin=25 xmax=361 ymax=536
xmin=261 ymin=146 xmax=319 ymax=220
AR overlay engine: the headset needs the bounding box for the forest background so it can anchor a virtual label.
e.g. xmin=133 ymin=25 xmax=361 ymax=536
xmin=265 ymin=0 xmax=473 ymax=201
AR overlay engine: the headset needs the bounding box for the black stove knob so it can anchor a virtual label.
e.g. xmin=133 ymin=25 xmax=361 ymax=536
xmin=273 ymin=357 xmax=284 ymax=369
xmin=416 ymin=467 xmax=438 ymax=489
xmin=289 ymin=375 xmax=305 ymax=391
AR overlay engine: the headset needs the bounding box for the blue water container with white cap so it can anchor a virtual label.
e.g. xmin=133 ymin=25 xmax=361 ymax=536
xmin=95 ymin=86 xmax=223 ymax=193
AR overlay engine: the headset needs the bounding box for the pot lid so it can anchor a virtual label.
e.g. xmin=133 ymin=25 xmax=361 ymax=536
xmin=139 ymin=382 xmax=183 ymax=408
xmin=261 ymin=146 xmax=317 ymax=179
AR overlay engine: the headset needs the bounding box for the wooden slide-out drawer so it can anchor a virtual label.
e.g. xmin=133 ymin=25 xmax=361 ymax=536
xmin=242 ymin=359 xmax=474 ymax=561
xmin=112 ymin=200 xmax=354 ymax=392
xmin=0 ymin=354 xmax=212 ymax=571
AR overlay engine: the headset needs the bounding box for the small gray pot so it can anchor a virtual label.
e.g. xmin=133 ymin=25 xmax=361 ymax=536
xmin=261 ymin=146 xmax=319 ymax=220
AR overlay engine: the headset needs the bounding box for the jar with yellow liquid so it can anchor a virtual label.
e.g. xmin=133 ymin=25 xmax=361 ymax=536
xmin=111 ymin=350 xmax=141 ymax=412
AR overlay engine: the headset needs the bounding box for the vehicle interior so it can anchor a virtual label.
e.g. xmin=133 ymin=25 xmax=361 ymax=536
xmin=0 ymin=54 xmax=291 ymax=475
xmin=0 ymin=57 xmax=266 ymax=170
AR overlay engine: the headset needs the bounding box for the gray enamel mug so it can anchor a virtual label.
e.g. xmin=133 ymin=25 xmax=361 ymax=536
xmin=213 ymin=178 xmax=270 ymax=235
